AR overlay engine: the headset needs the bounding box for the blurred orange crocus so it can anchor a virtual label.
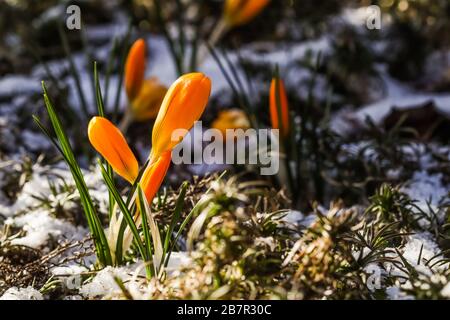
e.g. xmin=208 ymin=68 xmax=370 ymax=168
xmin=88 ymin=116 xmax=139 ymax=184
xmin=130 ymin=78 xmax=168 ymax=121
xmin=125 ymin=39 xmax=146 ymax=102
xmin=150 ymin=72 xmax=211 ymax=163
xmin=211 ymin=109 xmax=250 ymax=139
xmin=124 ymin=39 xmax=167 ymax=123
xmin=269 ymin=76 xmax=290 ymax=138
xmin=224 ymin=0 xmax=270 ymax=27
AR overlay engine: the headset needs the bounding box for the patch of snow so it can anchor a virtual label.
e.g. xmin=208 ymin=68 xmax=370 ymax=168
xmin=441 ymin=282 xmax=450 ymax=298
xmin=356 ymin=94 xmax=450 ymax=124
xmin=22 ymin=130 xmax=52 ymax=152
xmin=332 ymin=64 xmax=450 ymax=135
xmin=79 ymin=266 xmax=130 ymax=299
xmin=201 ymin=37 xmax=330 ymax=98
xmin=402 ymin=232 xmax=443 ymax=274
xmin=0 ymin=162 xmax=113 ymax=249
xmin=85 ymin=22 xmax=129 ymax=44
xmin=282 ymin=210 xmax=316 ymax=228
xmin=2 ymin=164 xmax=73 ymax=216
xmin=165 ymin=251 xmax=191 ymax=274
xmin=0 ymin=287 xmax=43 ymax=300
xmin=402 ymin=171 xmax=448 ymax=227
xmin=51 ymin=265 xmax=89 ymax=277
xmin=255 ymin=236 xmax=276 ymax=251
xmin=352 ymin=247 xmax=371 ymax=261
xmin=0 ymin=76 xmax=41 ymax=98
xmin=78 ymin=253 xmax=190 ymax=299
xmin=385 ymin=286 xmax=414 ymax=300
xmin=6 ymin=210 xmax=86 ymax=249
xmin=342 ymin=7 xmax=374 ymax=27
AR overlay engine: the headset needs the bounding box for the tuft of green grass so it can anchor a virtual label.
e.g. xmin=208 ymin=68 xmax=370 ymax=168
xmin=34 ymin=82 xmax=112 ymax=267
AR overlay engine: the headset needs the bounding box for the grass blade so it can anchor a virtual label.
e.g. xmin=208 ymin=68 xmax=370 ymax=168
xmin=137 ymin=185 xmax=155 ymax=278
xmin=163 ymin=181 xmax=188 ymax=257
xmin=98 ymin=160 xmax=147 ymax=265
xmin=36 ymin=83 xmax=112 ymax=266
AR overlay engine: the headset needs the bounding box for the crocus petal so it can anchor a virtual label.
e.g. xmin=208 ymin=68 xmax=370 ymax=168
xmin=88 ymin=116 xmax=139 ymax=183
xmin=150 ymin=73 xmax=211 ymax=162
xmin=125 ymin=39 xmax=146 ymax=101
xmin=224 ymin=0 xmax=270 ymax=27
xmin=131 ymin=77 xmax=167 ymax=121
xmin=269 ymin=77 xmax=290 ymax=138
xmin=140 ymin=150 xmax=172 ymax=203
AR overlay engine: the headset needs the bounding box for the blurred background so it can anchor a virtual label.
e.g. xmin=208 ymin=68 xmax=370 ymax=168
xmin=0 ymin=0 xmax=449 ymax=207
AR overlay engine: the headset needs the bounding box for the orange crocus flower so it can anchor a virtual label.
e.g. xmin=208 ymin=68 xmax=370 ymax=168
xmin=130 ymin=77 xmax=168 ymax=121
xmin=125 ymin=38 xmax=146 ymax=102
xmin=88 ymin=116 xmax=139 ymax=183
xmin=88 ymin=116 xmax=171 ymax=204
xmin=269 ymin=76 xmax=290 ymax=138
xmin=224 ymin=0 xmax=270 ymax=27
xmin=140 ymin=150 xmax=172 ymax=202
xmin=150 ymin=72 xmax=211 ymax=163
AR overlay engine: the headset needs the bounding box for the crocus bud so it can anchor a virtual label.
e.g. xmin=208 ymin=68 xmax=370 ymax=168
xmin=150 ymin=73 xmax=211 ymax=163
xmin=224 ymin=0 xmax=270 ymax=27
xmin=125 ymin=39 xmax=146 ymax=101
xmin=269 ymin=76 xmax=290 ymax=138
xmin=140 ymin=150 xmax=172 ymax=202
xmin=130 ymin=77 xmax=167 ymax=121
xmin=88 ymin=116 xmax=139 ymax=183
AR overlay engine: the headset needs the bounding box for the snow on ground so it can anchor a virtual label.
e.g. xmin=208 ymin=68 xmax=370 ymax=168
xmin=442 ymin=282 xmax=450 ymax=298
xmin=402 ymin=171 xmax=448 ymax=228
xmin=401 ymin=144 xmax=449 ymax=228
xmin=78 ymin=251 xmax=191 ymax=299
xmin=385 ymin=286 xmax=414 ymax=300
xmin=0 ymin=163 xmax=110 ymax=250
xmin=0 ymin=76 xmax=41 ymax=98
xmin=0 ymin=286 xmax=44 ymax=300
xmin=383 ymin=232 xmax=447 ymax=300
xmin=282 ymin=210 xmax=316 ymax=229
xmin=332 ymin=63 xmax=450 ymax=134
xmin=402 ymin=232 xmax=442 ymax=272
xmin=79 ymin=266 xmax=130 ymax=299
xmin=6 ymin=210 xmax=85 ymax=249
